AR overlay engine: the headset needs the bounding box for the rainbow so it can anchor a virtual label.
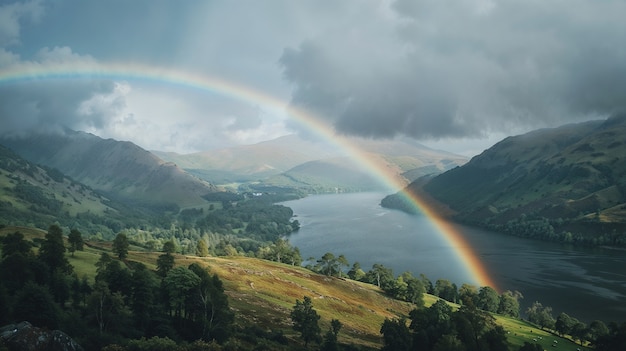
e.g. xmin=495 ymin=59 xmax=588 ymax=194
xmin=0 ymin=61 xmax=497 ymax=289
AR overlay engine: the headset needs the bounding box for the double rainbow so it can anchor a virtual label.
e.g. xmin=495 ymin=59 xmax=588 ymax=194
xmin=0 ymin=62 xmax=497 ymax=289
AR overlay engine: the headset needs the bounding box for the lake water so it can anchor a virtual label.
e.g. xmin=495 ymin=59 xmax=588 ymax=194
xmin=283 ymin=192 xmax=626 ymax=323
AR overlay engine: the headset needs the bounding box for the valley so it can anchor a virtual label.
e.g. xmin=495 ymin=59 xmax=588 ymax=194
xmin=1 ymin=117 xmax=626 ymax=350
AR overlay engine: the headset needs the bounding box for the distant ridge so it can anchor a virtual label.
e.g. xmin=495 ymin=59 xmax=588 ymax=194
xmin=155 ymin=134 xmax=467 ymax=189
xmin=0 ymin=129 xmax=218 ymax=208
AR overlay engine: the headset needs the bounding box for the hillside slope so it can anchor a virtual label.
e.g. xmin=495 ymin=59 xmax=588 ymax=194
xmin=0 ymin=144 xmax=116 ymax=225
xmin=0 ymin=130 xmax=218 ymax=208
xmin=419 ymin=114 xmax=626 ymax=245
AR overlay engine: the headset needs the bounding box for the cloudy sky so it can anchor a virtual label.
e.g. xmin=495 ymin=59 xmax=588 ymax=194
xmin=1 ymin=0 xmax=625 ymax=156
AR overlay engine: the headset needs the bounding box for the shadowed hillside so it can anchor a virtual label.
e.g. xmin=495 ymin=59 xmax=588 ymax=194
xmin=394 ymin=114 xmax=626 ymax=246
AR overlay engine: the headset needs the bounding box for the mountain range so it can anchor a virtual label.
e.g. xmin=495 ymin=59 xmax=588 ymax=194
xmin=0 ymin=130 xmax=465 ymax=200
xmin=6 ymin=114 xmax=625 ymax=246
xmin=155 ymin=134 xmax=467 ymax=191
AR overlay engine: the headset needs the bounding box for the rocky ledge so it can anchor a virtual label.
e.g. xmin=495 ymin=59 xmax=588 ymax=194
xmin=0 ymin=322 xmax=83 ymax=351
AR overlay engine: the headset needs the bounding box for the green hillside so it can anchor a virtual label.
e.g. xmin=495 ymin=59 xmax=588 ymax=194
xmin=389 ymin=115 xmax=626 ymax=246
xmin=0 ymin=145 xmax=117 ymax=226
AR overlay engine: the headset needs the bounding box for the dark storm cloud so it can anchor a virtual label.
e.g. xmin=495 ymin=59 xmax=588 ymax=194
xmin=280 ymin=0 xmax=626 ymax=140
xmin=0 ymin=46 xmax=120 ymax=135
xmin=0 ymin=78 xmax=118 ymax=134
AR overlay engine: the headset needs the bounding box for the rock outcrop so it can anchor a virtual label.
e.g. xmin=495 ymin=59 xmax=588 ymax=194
xmin=0 ymin=322 xmax=83 ymax=351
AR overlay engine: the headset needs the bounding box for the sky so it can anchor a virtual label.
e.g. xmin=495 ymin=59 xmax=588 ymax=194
xmin=0 ymin=0 xmax=625 ymax=156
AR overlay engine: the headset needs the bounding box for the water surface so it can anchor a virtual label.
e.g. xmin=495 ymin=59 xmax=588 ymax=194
xmin=284 ymin=192 xmax=626 ymax=323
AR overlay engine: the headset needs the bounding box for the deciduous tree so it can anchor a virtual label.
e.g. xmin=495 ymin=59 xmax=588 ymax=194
xmin=476 ymin=286 xmax=499 ymax=312
xmin=196 ymin=239 xmax=209 ymax=257
xmin=497 ymin=290 xmax=522 ymax=317
xmin=0 ymin=231 xmax=31 ymax=258
xmin=526 ymin=301 xmax=555 ymax=330
xmin=365 ymin=263 xmax=394 ymax=289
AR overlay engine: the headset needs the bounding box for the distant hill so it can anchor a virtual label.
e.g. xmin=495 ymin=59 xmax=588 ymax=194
xmin=0 ymin=130 xmax=218 ymax=209
xmin=394 ymin=114 xmax=626 ymax=246
xmin=154 ymin=134 xmax=340 ymax=182
xmin=155 ymin=134 xmax=467 ymax=190
xmin=260 ymin=157 xmax=382 ymax=192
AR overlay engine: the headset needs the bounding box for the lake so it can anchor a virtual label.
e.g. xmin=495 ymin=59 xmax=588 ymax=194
xmin=283 ymin=192 xmax=626 ymax=323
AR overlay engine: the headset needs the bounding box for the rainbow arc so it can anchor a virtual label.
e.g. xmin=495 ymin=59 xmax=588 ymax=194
xmin=0 ymin=62 xmax=497 ymax=289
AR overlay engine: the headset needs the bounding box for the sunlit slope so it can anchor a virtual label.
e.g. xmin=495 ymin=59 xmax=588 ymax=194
xmin=420 ymin=114 xmax=626 ymax=240
xmin=0 ymin=130 xmax=218 ymax=208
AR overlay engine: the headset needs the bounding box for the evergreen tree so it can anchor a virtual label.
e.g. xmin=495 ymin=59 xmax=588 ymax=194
xmin=157 ymin=252 xmax=175 ymax=277
xmin=347 ymin=261 xmax=365 ymax=281
xmin=162 ymin=240 xmax=177 ymax=254
xmin=290 ymin=296 xmax=322 ymax=347
xmin=39 ymin=224 xmax=71 ymax=274
xmin=67 ymin=229 xmax=84 ymax=257
xmin=13 ymin=281 xmax=61 ymax=329
xmin=130 ymin=264 xmax=159 ymax=332
xmin=380 ymin=318 xmax=412 ymax=351
xmin=112 ymin=233 xmax=129 ymax=260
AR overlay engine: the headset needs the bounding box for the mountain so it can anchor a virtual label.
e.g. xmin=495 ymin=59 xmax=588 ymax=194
xmin=0 ymin=130 xmax=218 ymax=209
xmin=153 ymin=134 xmax=340 ymax=183
xmin=403 ymin=114 xmax=626 ymax=245
xmin=155 ymin=134 xmax=467 ymax=190
xmin=259 ymin=157 xmax=383 ymax=192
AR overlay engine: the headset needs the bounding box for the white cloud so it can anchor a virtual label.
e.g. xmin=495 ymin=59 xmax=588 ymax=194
xmin=0 ymin=0 xmax=43 ymax=47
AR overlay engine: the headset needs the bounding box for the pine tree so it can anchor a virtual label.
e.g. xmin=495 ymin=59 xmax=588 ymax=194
xmin=112 ymin=233 xmax=129 ymax=260
xmin=290 ymin=296 xmax=322 ymax=347
xmin=39 ymin=224 xmax=71 ymax=274
xmin=67 ymin=229 xmax=84 ymax=257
